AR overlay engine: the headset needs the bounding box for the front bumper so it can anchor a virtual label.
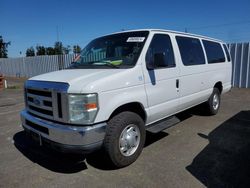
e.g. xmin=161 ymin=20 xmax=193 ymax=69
xmin=20 ymin=110 xmax=106 ymax=153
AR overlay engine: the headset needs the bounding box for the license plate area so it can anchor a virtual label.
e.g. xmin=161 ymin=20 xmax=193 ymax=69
xmin=30 ymin=130 xmax=42 ymax=146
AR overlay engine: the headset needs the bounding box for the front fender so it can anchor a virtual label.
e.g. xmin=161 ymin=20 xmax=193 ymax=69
xmin=94 ymin=84 xmax=149 ymax=123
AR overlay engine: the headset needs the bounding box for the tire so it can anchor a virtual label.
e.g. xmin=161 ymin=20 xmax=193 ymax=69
xmin=104 ymin=111 xmax=146 ymax=168
xmin=206 ymin=88 xmax=221 ymax=115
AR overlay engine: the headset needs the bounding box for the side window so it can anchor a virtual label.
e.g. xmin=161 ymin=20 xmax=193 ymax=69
xmin=176 ymin=36 xmax=205 ymax=66
xmin=146 ymin=34 xmax=175 ymax=68
xmin=223 ymin=44 xmax=231 ymax=62
xmin=202 ymin=40 xmax=226 ymax=64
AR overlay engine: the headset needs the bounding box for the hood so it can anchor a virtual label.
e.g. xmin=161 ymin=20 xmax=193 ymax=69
xmin=29 ymin=68 xmax=143 ymax=93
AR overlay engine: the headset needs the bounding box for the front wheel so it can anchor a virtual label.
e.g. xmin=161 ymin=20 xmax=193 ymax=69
xmin=206 ymin=88 xmax=221 ymax=115
xmin=104 ymin=111 xmax=146 ymax=168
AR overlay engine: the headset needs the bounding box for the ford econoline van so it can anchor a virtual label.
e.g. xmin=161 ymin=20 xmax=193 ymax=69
xmin=20 ymin=29 xmax=232 ymax=167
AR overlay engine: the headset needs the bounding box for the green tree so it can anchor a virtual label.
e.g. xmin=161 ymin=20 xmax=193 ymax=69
xmin=0 ymin=36 xmax=11 ymax=58
xmin=73 ymin=45 xmax=81 ymax=54
xmin=26 ymin=47 xmax=35 ymax=57
xmin=54 ymin=41 xmax=63 ymax=55
xmin=46 ymin=47 xmax=55 ymax=55
xmin=54 ymin=42 xmax=71 ymax=55
xmin=36 ymin=45 xmax=46 ymax=56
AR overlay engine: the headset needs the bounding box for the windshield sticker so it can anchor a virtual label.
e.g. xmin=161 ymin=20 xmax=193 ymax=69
xmin=127 ymin=37 xmax=145 ymax=42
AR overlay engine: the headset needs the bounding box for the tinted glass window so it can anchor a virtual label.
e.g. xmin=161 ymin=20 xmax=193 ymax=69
xmin=176 ymin=36 xmax=205 ymax=66
xmin=203 ymin=40 xmax=225 ymax=64
xmin=223 ymin=44 xmax=231 ymax=62
xmin=146 ymin=34 xmax=175 ymax=68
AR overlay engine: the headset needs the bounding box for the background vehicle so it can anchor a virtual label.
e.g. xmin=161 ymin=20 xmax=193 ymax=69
xmin=20 ymin=29 xmax=232 ymax=167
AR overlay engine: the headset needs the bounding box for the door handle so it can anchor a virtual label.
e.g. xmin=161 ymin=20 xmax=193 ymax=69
xmin=176 ymin=79 xmax=179 ymax=89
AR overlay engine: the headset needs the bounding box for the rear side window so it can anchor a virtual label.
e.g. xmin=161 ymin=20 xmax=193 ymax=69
xmin=146 ymin=34 xmax=175 ymax=68
xmin=202 ymin=40 xmax=225 ymax=63
xmin=176 ymin=36 xmax=205 ymax=66
xmin=223 ymin=44 xmax=231 ymax=62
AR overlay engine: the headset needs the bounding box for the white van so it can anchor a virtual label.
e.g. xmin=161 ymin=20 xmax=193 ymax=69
xmin=20 ymin=29 xmax=232 ymax=167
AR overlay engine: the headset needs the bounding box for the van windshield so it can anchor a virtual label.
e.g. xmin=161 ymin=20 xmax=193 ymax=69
xmin=69 ymin=31 xmax=149 ymax=69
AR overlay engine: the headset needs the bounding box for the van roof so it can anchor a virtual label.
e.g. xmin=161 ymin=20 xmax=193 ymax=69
xmin=107 ymin=29 xmax=224 ymax=43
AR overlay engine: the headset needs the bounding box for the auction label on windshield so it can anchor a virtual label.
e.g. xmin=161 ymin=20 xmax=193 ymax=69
xmin=127 ymin=37 xmax=145 ymax=42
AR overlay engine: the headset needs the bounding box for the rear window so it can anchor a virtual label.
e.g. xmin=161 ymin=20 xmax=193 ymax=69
xmin=223 ymin=44 xmax=231 ymax=62
xmin=202 ymin=40 xmax=225 ymax=64
xmin=176 ymin=36 xmax=205 ymax=66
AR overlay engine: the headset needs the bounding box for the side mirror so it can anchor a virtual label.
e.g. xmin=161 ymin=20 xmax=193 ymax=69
xmin=154 ymin=52 xmax=165 ymax=67
xmin=146 ymin=52 xmax=166 ymax=70
xmin=146 ymin=59 xmax=154 ymax=70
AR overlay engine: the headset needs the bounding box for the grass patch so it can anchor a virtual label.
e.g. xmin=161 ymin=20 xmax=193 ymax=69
xmin=6 ymin=85 xmax=21 ymax=89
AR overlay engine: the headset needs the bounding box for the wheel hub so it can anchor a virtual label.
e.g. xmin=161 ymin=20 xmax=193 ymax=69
xmin=213 ymin=94 xmax=219 ymax=110
xmin=119 ymin=124 xmax=140 ymax=156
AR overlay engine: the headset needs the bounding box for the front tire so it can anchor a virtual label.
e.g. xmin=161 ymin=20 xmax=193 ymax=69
xmin=104 ymin=111 xmax=146 ymax=168
xmin=206 ymin=88 xmax=221 ymax=115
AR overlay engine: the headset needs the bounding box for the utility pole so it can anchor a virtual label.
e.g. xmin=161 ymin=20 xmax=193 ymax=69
xmin=56 ymin=26 xmax=63 ymax=70
xmin=56 ymin=26 xmax=59 ymax=42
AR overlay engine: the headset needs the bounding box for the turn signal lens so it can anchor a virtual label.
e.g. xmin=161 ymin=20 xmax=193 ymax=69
xmin=84 ymin=103 xmax=97 ymax=110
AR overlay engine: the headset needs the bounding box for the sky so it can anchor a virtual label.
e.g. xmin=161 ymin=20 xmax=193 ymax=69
xmin=1 ymin=0 xmax=250 ymax=57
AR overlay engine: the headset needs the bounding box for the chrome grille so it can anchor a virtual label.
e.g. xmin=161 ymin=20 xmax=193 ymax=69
xmin=26 ymin=89 xmax=53 ymax=119
xmin=25 ymin=80 xmax=69 ymax=122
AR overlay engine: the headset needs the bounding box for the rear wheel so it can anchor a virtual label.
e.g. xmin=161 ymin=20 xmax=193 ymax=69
xmin=104 ymin=111 xmax=146 ymax=167
xmin=206 ymin=88 xmax=221 ymax=115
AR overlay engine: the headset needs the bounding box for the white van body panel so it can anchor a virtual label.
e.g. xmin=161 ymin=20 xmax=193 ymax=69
xmin=96 ymin=83 xmax=149 ymax=123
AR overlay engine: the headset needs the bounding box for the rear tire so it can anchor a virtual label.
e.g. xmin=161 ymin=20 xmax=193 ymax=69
xmin=104 ymin=111 xmax=146 ymax=168
xmin=206 ymin=88 xmax=221 ymax=115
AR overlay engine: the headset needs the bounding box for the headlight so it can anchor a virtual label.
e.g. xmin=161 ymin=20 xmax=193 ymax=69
xmin=68 ymin=94 xmax=98 ymax=124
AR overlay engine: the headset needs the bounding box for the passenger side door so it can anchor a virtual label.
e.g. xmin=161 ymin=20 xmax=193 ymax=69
xmin=144 ymin=34 xmax=180 ymax=124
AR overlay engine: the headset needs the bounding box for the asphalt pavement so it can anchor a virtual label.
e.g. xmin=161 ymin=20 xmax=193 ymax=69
xmin=1 ymin=88 xmax=250 ymax=188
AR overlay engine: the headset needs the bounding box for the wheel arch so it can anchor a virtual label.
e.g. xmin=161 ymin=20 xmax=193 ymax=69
xmin=108 ymin=102 xmax=147 ymax=123
xmin=214 ymin=81 xmax=223 ymax=93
